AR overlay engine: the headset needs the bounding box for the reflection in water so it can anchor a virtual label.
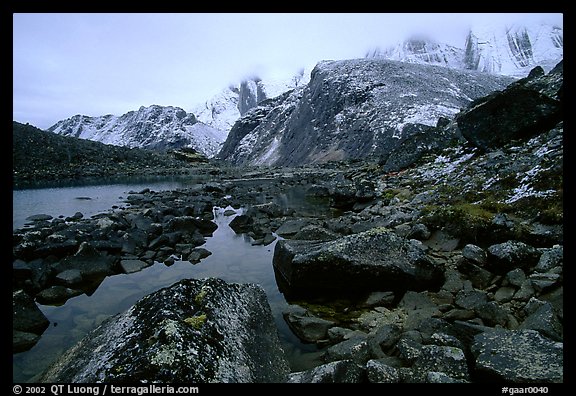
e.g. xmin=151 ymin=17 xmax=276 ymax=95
xmin=13 ymin=204 xmax=325 ymax=382
xmin=12 ymin=176 xmax=203 ymax=231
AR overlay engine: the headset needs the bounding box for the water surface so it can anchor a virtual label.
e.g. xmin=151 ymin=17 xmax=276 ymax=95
xmin=13 ymin=179 xmax=328 ymax=382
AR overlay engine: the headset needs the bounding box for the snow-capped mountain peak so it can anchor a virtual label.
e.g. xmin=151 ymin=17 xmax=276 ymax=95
xmin=367 ymin=21 xmax=563 ymax=78
xmin=48 ymin=105 xmax=226 ymax=158
xmin=191 ymin=68 xmax=311 ymax=138
xmin=365 ymin=36 xmax=465 ymax=70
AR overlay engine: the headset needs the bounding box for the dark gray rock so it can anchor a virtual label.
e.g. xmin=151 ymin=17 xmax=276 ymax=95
xmin=52 ymin=242 xmax=116 ymax=279
xmin=506 ymin=268 xmax=527 ymax=287
xmin=129 ymin=214 xmax=154 ymax=232
xmin=455 ymin=289 xmax=488 ymax=310
xmin=13 ymin=330 xmax=41 ymax=354
xmin=399 ymin=291 xmax=442 ymax=330
xmin=457 ymin=68 xmax=562 ymax=150
xmin=411 ymin=345 xmax=469 ymax=382
xmin=287 ymin=360 xmax=365 ymax=383
xmin=120 ymin=259 xmax=150 ymax=274
xmin=426 ymin=372 xmax=468 ymax=383
xmin=462 ymin=244 xmax=487 ymax=266
xmin=456 ymin=258 xmax=493 ymax=290
xmin=441 ymin=268 xmax=465 ymax=294
xmin=407 ymin=223 xmax=431 ymax=240
xmin=381 ymin=123 xmax=462 ymax=173
xmin=33 ymin=239 xmax=81 ymax=260
xmin=324 ymin=337 xmax=370 ymax=364
xmin=396 ymin=336 xmax=423 ymax=365
xmin=364 ymin=291 xmax=395 ymax=308
xmin=430 ymin=333 xmax=465 ymax=350
xmin=368 ymin=324 xmax=403 ymax=355
xmin=39 ymin=278 xmax=289 ymax=383
xmin=13 ymin=259 xmax=32 ymax=280
xmin=494 ymin=287 xmax=516 ymax=303
xmin=539 ymin=286 xmax=563 ymax=321
xmin=228 ymin=214 xmax=253 ymax=234
xmin=354 ymin=179 xmax=376 ymax=202
xmin=187 ymin=248 xmax=212 ymax=263
xmin=475 ymin=301 xmax=509 ymax=327
xmin=13 ymin=290 xmax=50 ymax=340
xmin=273 ymin=228 xmax=444 ymax=296
xmin=292 ymin=225 xmax=340 ymax=241
xmin=165 ymin=216 xmax=217 ymax=236
xmin=518 ymin=302 xmax=562 ymax=341
xmin=26 ymin=214 xmax=53 ymax=222
xmin=514 ymin=279 xmax=537 ymax=301
xmin=283 ymin=305 xmax=335 ymax=343
xmin=535 ymin=245 xmax=563 ymax=272
xmin=327 ymin=327 xmax=353 ymax=343
xmin=486 ymin=241 xmax=540 ymax=274
xmin=529 ymin=272 xmax=561 ymax=292
xmin=442 ymin=308 xmax=475 ymax=322
xmin=275 ymin=219 xmax=313 ymax=238
xmin=366 ymin=359 xmax=400 ymax=383
xmin=25 ymin=258 xmax=53 ymax=293
xmin=472 ymin=329 xmax=563 ymax=383
xmin=423 ymin=230 xmax=459 ymax=252
xmin=36 ymin=286 xmax=83 ymax=305
xmin=450 ymin=320 xmax=496 ymax=345
xmin=306 ymin=184 xmax=330 ymax=197
xmin=414 ymin=318 xmax=457 ymax=344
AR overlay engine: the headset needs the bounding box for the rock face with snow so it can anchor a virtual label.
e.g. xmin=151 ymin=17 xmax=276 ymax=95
xmin=464 ymin=23 xmax=563 ymax=77
xmin=192 ymin=72 xmax=310 ymax=137
xmin=217 ymin=58 xmax=514 ymax=167
xmin=48 ymin=105 xmax=226 ymax=158
xmin=365 ymin=37 xmax=465 ymax=70
xmin=367 ymin=23 xmax=563 ymax=78
xmin=39 ymin=278 xmax=290 ymax=383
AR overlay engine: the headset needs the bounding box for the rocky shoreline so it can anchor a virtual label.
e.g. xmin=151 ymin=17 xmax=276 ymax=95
xmin=13 ymin=63 xmax=563 ymax=383
xmin=13 ymin=137 xmax=563 ymax=382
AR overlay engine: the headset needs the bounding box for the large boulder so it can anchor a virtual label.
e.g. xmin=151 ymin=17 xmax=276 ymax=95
xmin=39 ymin=278 xmax=289 ymax=383
xmin=456 ymin=63 xmax=563 ymax=151
xmin=13 ymin=290 xmax=50 ymax=352
xmin=51 ymin=242 xmax=116 ymax=279
xmin=273 ymin=227 xmax=444 ymax=297
xmin=471 ymin=329 xmax=563 ymax=383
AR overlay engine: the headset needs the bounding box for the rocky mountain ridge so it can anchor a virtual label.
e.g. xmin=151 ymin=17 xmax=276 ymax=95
xmin=217 ymin=58 xmax=515 ymax=167
xmin=12 ymin=121 xmax=209 ymax=187
xmin=48 ymin=105 xmax=226 ymax=158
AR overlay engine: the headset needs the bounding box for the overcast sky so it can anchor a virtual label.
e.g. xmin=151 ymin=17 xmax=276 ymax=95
xmin=13 ymin=13 xmax=563 ymax=129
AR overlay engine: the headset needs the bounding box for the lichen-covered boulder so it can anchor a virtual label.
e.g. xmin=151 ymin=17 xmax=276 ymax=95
xmin=273 ymin=227 xmax=444 ymax=297
xmin=471 ymin=329 xmax=563 ymax=383
xmin=39 ymin=278 xmax=289 ymax=383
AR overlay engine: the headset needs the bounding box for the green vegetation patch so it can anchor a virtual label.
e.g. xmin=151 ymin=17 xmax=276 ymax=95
xmin=184 ymin=314 xmax=207 ymax=330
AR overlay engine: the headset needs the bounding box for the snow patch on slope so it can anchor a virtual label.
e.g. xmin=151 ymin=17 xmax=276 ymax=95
xmin=49 ymin=105 xmax=226 ymax=158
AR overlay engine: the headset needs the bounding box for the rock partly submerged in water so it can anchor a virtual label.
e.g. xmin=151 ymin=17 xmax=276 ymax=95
xmin=273 ymin=227 xmax=444 ymax=297
xmin=39 ymin=278 xmax=289 ymax=383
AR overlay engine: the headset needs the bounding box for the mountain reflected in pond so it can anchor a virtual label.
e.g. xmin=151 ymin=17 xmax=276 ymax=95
xmin=12 ymin=180 xmax=333 ymax=382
